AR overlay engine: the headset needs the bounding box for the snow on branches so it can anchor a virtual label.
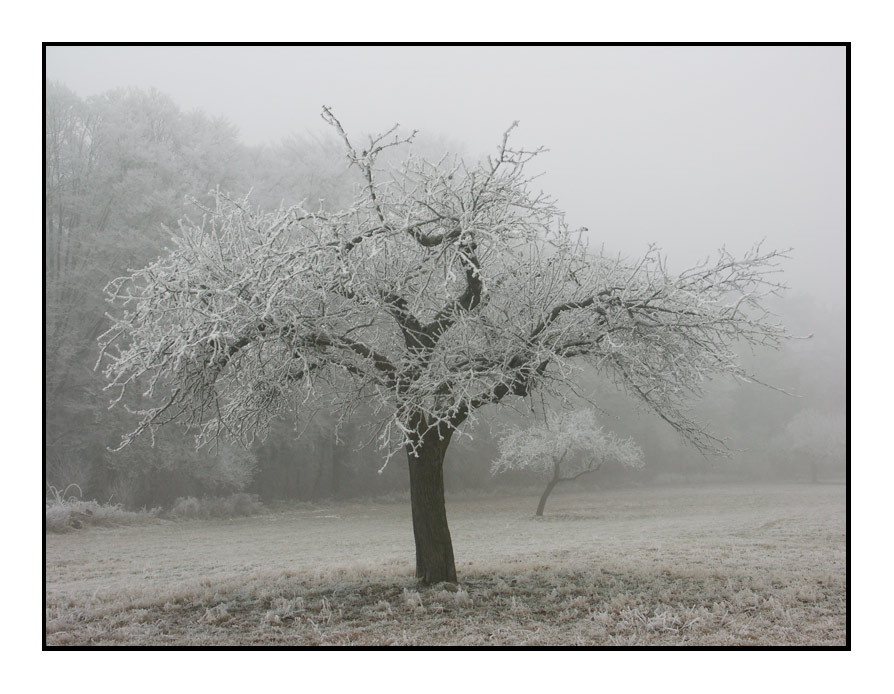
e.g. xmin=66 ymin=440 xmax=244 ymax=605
xmin=492 ymin=409 xmax=644 ymax=478
xmin=492 ymin=408 xmax=643 ymax=516
xmin=97 ymin=109 xmax=790 ymax=459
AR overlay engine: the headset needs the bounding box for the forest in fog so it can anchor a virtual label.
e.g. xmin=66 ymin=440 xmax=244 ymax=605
xmin=45 ymin=82 xmax=846 ymax=511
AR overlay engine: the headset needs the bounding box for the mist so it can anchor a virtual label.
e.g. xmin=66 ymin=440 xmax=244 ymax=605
xmin=46 ymin=45 xmax=845 ymax=300
xmin=44 ymin=45 xmax=847 ymax=648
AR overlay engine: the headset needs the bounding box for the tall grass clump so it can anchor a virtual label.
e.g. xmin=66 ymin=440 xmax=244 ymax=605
xmin=45 ymin=484 xmax=157 ymax=533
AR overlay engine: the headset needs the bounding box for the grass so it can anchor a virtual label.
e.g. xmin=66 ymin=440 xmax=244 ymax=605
xmin=45 ymin=490 xmax=266 ymax=532
xmin=44 ymin=485 xmax=161 ymax=533
xmin=44 ymin=483 xmax=846 ymax=646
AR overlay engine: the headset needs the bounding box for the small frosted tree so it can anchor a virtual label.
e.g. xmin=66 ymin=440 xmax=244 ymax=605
xmin=98 ymin=108 xmax=789 ymax=584
xmin=492 ymin=409 xmax=644 ymax=516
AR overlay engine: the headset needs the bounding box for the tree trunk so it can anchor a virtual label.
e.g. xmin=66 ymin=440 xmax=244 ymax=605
xmin=535 ymin=478 xmax=559 ymax=517
xmin=535 ymin=456 xmax=564 ymax=517
xmin=406 ymin=435 xmax=457 ymax=585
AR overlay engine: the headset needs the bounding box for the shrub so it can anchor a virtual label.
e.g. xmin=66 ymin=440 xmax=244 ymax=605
xmin=167 ymin=493 xmax=264 ymax=520
xmin=45 ymin=485 xmax=158 ymax=533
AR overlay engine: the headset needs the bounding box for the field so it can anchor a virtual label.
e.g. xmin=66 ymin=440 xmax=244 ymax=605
xmin=45 ymin=483 xmax=846 ymax=646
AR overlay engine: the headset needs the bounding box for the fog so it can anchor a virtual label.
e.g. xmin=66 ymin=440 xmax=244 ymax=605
xmin=46 ymin=45 xmax=845 ymax=304
xmin=43 ymin=43 xmax=849 ymax=652
xmin=45 ymin=45 xmax=846 ymax=509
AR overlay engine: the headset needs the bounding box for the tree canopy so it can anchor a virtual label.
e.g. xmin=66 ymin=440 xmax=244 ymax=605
xmin=99 ymin=109 xmax=789 ymax=458
xmin=493 ymin=409 xmax=644 ymax=478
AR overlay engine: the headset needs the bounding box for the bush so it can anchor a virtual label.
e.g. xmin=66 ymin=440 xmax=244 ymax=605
xmin=167 ymin=493 xmax=265 ymax=520
xmin=45 ymin=485 xmax=159 ymax=533
xmin=46 ymin=487 xmax=265 ymax=532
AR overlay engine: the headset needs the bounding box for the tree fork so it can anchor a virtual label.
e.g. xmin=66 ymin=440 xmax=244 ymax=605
xmin=406 ymin=435 xmax=457 ymax=585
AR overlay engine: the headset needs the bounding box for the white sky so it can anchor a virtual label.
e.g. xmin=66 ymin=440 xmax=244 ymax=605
xmin=46 ymin=45 xmax=845 ymax=309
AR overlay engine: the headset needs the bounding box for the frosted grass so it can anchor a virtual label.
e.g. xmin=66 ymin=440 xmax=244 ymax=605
xmin=45 ymin=484 xmax=845 ymax=646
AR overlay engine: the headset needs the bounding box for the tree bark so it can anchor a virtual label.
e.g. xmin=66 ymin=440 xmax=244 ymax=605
xmin=535 ymin=478 xmax=559 ymax=517
xmin=535 ymin=457 xmax=563 ymax=517
xmin=406 ymin=434 xmax=457 ymax=585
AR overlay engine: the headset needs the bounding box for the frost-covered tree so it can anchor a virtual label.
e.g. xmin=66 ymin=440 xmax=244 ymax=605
xmin=492 ymin=409 xmax=644 ymax=516
xmin=98 ymin=108 xmax=789 ymax=584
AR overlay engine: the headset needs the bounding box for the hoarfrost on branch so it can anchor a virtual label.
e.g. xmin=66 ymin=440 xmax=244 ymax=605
xmin=98 ymin=108 xmax=790 ymax=462
xmin=492 ymin=409 xmax=644 ymax=479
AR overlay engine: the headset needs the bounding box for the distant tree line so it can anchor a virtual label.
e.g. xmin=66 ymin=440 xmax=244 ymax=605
xmin=45 ymin=82 xmax=371 ymax=508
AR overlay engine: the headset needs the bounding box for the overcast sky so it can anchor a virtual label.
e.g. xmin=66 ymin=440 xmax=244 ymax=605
xmin=46 ymin=45 xmax=845 ymax=310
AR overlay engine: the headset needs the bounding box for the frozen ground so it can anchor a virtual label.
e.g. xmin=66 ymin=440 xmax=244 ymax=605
xmin=45 ymin=484 xmax=846 ymax=646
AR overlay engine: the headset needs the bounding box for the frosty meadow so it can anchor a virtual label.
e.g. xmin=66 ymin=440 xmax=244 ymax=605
xmin=45 ymin=485 xmax=845 ymax=646
xmin=96 ymin=109 xmax=792 ymax=585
